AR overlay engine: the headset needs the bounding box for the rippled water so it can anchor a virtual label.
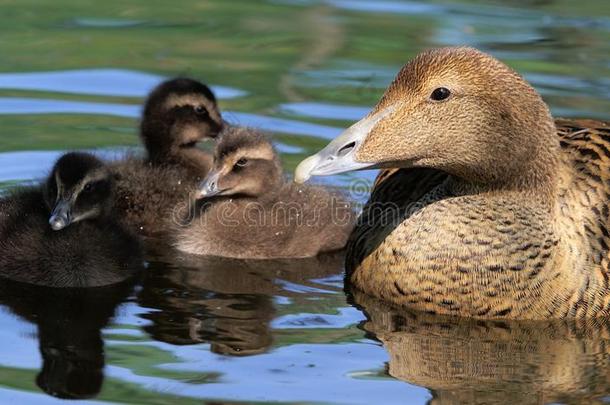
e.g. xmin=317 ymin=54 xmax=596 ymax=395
xmin=1 ymin=0 xmax=610 ymax=404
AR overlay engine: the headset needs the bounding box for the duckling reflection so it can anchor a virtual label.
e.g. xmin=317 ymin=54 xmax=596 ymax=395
xmin=138 ymin=249 xmax=344 ymax=355
xmin=352 ymin=289 xmax=610 ymax=405
xmin=112 ymin=78 xmax=223 ymax=236
xmin=0 ymin=277 xmax=136 ymax=399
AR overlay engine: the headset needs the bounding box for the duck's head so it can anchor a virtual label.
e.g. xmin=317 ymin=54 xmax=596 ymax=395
xmin=197 ymin=128 xmax=283 ymax=199
xmin=44 ymin=153 xmax=114 ymax=231
xmin=141 ymin=78 xmax=223 ymax=163
xmin=296 ymin=47 xmax=558 ymax=189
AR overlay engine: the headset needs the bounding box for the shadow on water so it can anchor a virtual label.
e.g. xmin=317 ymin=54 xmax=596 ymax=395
xmin=351 ymin=288 xmax=610 ymax=405
xmin=0 ymin=277 xmax=138 ymax=399
xmin=139 ymin=245 xmax=345 ymax=356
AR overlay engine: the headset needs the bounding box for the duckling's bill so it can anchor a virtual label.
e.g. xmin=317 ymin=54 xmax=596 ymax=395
xmin=49 ymin=199 xmax=72 ymax=231
xmin=294 ymin=106 xmax=395 ymax=183
xmin=197 ymin=170 xmax=222 ymax=199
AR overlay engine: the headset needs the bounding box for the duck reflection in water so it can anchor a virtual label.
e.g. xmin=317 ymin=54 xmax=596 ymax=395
xmin=138 ymin=249 xmax=344 ymax=356
xmin=0 ymin=277 xmax=138 ymax=399
xmin=351 ymin=288 xmax=610 ymax=405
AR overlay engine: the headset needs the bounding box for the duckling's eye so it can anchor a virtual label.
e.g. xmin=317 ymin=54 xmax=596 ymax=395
xmin=194 ymin=105 xmax=208 ymax=116
xmin=234 ymin=158 xmax=248 ymax=170
xmin=430 ymin=87 xmax=451 ymax=101
xmin=83 ymin=182 xmax=95 ymax=193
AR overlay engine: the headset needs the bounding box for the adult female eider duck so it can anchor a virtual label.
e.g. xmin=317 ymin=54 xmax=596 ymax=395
xmin=112 ymin=78 xmax=224 ymax=236
xmin=174 ymin=127 xmax=355 ymax=258
xmin=295 ymin=47 xmax=610 ymax=319
xmin=0 ymin=152 xmax=143 ymax=287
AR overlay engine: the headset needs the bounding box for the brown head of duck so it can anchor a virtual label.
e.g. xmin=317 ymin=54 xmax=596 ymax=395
xmin=296 ymin=47 xmax=559 ymax=196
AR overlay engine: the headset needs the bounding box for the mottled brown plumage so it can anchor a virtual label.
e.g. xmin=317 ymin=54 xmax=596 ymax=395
xmin=174 ymin=127 xmax=355 ymax=258
xmin=112 ymin=78 xmax=223 ymax=236
xmin=296 ymin=47 xmax=610 ymax=319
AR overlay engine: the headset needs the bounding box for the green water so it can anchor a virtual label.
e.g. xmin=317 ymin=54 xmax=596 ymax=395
xmin=0 ymin=0 xmax=610 ymax=404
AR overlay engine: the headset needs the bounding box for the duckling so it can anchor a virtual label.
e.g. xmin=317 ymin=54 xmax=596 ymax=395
xmin=295 ymin=47 xmax=610 ymax=319
xmin=174 ymin=127 xmax=355 ymax=258
xmin=112 ymin=77 xmax=223 ymax=236
xmin=0 ymin=152 xmax=143 ymax=287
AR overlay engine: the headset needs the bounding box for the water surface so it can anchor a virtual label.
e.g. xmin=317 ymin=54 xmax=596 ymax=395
xmin=1 ymin=0 xmax=610 ymax=404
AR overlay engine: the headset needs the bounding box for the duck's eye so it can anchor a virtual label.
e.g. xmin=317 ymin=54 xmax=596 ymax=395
xmin=194 ymin=105 xmax=208 ymax=116
xmin=430 ymin=87 xmax=451 ymax=101
xmin=83 ymin=182 xmax=95 ymax=193
xmin=234 ymin=158 xmax=248 ymax=170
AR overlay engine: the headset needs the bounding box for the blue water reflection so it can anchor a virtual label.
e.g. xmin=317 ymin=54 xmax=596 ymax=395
xmin=0 ymin=69 xmax=246 ymax=99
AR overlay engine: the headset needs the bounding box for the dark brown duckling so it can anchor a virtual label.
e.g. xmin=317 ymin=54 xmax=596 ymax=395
xmin=174 ymin=127 xmax=355 ymax=258
xmin=0 ymin=152 xmax=143 ymax=287
xmin=112 ymin=77 xmax=224 ymax=236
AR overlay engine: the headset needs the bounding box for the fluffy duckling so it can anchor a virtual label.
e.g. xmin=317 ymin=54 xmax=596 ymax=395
xmin=174 ymin=127 xmax=355 ymax=258
xmin=0 ymin=152 xmax=143 ymax=287
xmin=296 ymin=47 xmax=610 ymax=319
xmin=112 ymin=78 xmax=224 ymax=236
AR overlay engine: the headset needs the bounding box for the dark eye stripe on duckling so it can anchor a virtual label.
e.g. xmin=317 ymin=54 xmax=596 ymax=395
xmin=54 ymin=163 xmax=108 ymax=202
xmin=163 ymin=94 xmax=223 ymax=128
xmin=58 ymin=171 xmax=110 ymax=200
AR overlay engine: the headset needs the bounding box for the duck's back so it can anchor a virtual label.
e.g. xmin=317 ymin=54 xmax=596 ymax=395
xmin=0 ymin=188 xmax=46 ymax=235
xmin=555 ymin=119 xmax=610 ymax=275
xmin=278 ymin=182 xmax=355 ymax=257
xmin=111 ymin=156 xmax=202 ymax=236
xmin=0 ymin=188 xmax=142 ymax=287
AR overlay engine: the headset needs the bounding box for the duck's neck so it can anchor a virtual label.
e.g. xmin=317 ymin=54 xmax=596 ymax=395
xmin=166 ymin=148 xmax=213 ymax=178
xmin=141 ymin=120 xmax=169 ymax=162
xmin=209 ymin=181 xmax=286 ymax=209
xmin=447 ymin=128 xmax=560 ymax=205
xmin=145 ymin=139 xmax=212 ymax=178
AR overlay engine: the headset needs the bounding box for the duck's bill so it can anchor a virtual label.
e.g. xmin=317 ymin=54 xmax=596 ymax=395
xmin=294 ymin=149 xmax=374 ymax=183
xmin=294 ymin=107 xmax=392 ymax=183
xmin=197 ymin=170 xmax=223 ymax=199
xmin=48 ymin=200 xmax=72 ymax=231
